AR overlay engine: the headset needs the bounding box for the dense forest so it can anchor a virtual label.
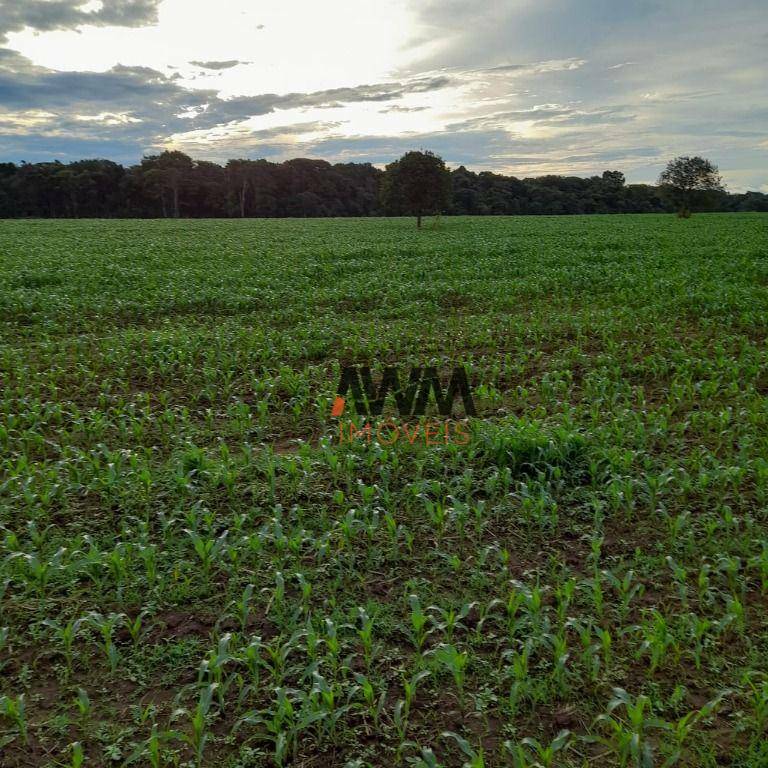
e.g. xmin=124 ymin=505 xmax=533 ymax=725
xmin=0 ymin=151 xmax=765 ymax=218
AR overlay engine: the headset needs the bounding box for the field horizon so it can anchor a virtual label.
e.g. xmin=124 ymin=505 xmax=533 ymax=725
xmin=2 ymin=210 xmax=764 ymax=222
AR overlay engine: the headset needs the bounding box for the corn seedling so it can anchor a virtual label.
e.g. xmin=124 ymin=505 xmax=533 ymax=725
xmin=0 ymin=693 xmax=28 ymax=745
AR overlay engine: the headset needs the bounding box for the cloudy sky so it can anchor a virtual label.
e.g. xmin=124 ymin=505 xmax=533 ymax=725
xmin=0 ymin=0 xmax=766 ymax=189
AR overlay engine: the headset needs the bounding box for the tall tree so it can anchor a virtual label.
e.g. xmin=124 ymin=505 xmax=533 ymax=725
xmin=0 ymin=163 xmax=17 ymax=217
xmin=659 ymin=156 xmax=724 ymax=218
xmin=140 ymin=151 xmax=194 ymax=218
xmin=381 ymin=150 xmax=452 ymax=228
xmin=226 ymin=159 xmax=252 ymax=218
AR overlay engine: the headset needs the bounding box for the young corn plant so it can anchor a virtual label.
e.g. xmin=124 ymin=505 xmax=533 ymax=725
xmin=354 ymin=672 xmax=386 ymax=728
xmin=656 ymin=691 xmax=729 ymax=766
xmin=311 ymin=670 xmax=352 ymax=742
xmin=8 ymin=547 xmax=67 ymax=597
xmin=184 ymin=528 xmax=229 ymax=582
xmin=394 ymin=669 xmax=431 ymax=754
xmin=168 ymin=683 xmax=217 ymax=768
xmin=586 ymin=570 xmax=605 ymax=619
xmin=543 ymin=631 xmax=570 ymax=695
xmin=433 ymin=643 xmax=469 ymax=704
xmin=137 ymin=544 xmax=158 ymax=590
xmin=67 ymin=741 xmax=85 ymax=768
xmin=127 ymin=724 xmax=164 ymax=768
xmin=504 ymin=588 xmax=527 ymax=641
xmin=568 ymin=619 xmax=601 ymax=683
xmin=0 ymin=578 xmax=9 ymax=621
xmin=356 ymin=607 xmax=377 ymax=671
xmin=126 ymin=610 xmax=149 ymax=648
xmin=596 ymin=627 xmax=613 ymax=672
xmin=724 ymin=595 xmax=746 ymax=634
xmin=237 ymin=686 xmax=323 ymax=767
xmin=504 ymin=641 xmax=532 ymax=716
xmin=87 ymin=611 xmax=125 ymax=674
xmin=749 ymin=541 xmax=768 ymax=594
xmin=0 ymin=626 xmax=7 ymax=673
xmin=228 ymin=583 xmax=255 ymax=632
xmin=106 ymin=542 xmax=133 ymax=601
xmin=74 ymin=688 xmax=91 ymax=730
xmin=741 ymin=672 xmax=768 ymax=740
xmin=405 ymin=745 xmax=444 ymax=768
xmin=441 ymin=731 xmax=486 ymax=768
xmin=240 ymin=635 xmax=264 ymax=694
xmin=604 ymin=568 xmax=645 ymax=621
xmin=295 ymin=571 xmax=312 ymax=610
xmin=428 ymin=601 xmax=475 ymax=644
xmin=321 ymin=617 xmax=345 ymax=678
xmin=636 ymin=610 xmax=678 ymax=673
xmin=592 ymin=688 xmax=660 ymax=768
xmin=683 ymin=613 xmax=713 ymax=670
xmin=503 ymin=729 xmax=571 ymax=768
xmin=521 ymin=582 xmax=546 ymax=637
xmin=198 ymin=633 xmax=234 ymax=710
xmin=408 ymin=594 xmax=431 ymax=653
xmin=666 ymin=557 xmax=689 ymax=606
xmin=265 ymin=570 xmax=287 ymax=621
xmin=0 ymin=693 xmax=28 ymax=745
xmin=554 ymin=577 xmax=576 ymax=627
xmin=261 ymin=634 xmax=299 ymax=687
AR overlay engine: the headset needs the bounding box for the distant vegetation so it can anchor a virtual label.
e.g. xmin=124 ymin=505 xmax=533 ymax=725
xmin=0 ymin=150 xmax=765 ymax=219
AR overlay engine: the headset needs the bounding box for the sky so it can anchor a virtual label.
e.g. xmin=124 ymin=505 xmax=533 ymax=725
xmin=0 ymin=0 xmax=766 ymax=190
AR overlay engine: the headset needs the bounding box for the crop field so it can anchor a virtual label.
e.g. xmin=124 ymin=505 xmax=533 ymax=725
xmin=1 ymin=213 xmax=768 ymax=767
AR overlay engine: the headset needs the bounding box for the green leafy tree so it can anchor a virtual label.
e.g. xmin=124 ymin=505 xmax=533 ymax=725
xmin=659 ymin=156 xmax=724 ymax=218
xmin=381 ymin=150 xmax=452 ymax=228
xmin=140 ymin=151 xmax=194 ymax=218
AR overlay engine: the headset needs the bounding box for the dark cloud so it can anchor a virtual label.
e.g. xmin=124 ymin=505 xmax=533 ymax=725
xmin=0 ymin=131 xmax=149 ymax=165
xmin=286 ymin=129 xmax=663 ymax=178
xmin=168 ymin=120 xmax=344 ymax=159
xmin=379 ymin=105 xmax=429 ymax=113
xmin=182 ymin=77 xmax=452 ymax=129
xmin=0 ymin=54 xmax=212 ymax=115
xmin=445 ymin=104 xmax=636 ymax=133
xmin=0 ymin=49 xmax=453 ymax=160
xmin=0 ymin=0 xmax=161 ymax=41
xmin=0 ymin=49 xmax=452 ymax=124
xmin=298 ymin=77 xmax=451 ymax=106
xmin=484 ymin=64 xmax=527 ymax=73
xmin=480 ymin=60 xmax=585 ymax=75
xmin=189 ymin=60 xmax=250 ymax=70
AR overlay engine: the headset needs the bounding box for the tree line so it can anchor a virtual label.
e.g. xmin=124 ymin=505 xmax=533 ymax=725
xmin=0 ymin=150 xmax=765 ymax=219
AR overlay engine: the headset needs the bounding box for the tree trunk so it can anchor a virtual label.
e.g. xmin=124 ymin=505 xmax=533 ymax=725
xmin=172 ymin=184 xmax=180 ymax=218
xmin=240 ymin=180 xmax=247 ymax=218
xmin=678 ymin=188 xmax=692 ymax=218
xmin=416 ymin=213 xmax=422 ymax=228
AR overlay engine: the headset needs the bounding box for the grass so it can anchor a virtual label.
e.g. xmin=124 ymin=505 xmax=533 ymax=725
xmin=0 ymin=213 xmax=767 ymax=767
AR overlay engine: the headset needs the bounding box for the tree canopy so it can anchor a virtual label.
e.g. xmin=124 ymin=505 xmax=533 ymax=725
xmin=380 ymin=150 xmax=452 ymax=227
xmin=659 ymin=156 xmax=724 ymax=217
xmin=0 ymin=151 xmax=763 ymax=219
